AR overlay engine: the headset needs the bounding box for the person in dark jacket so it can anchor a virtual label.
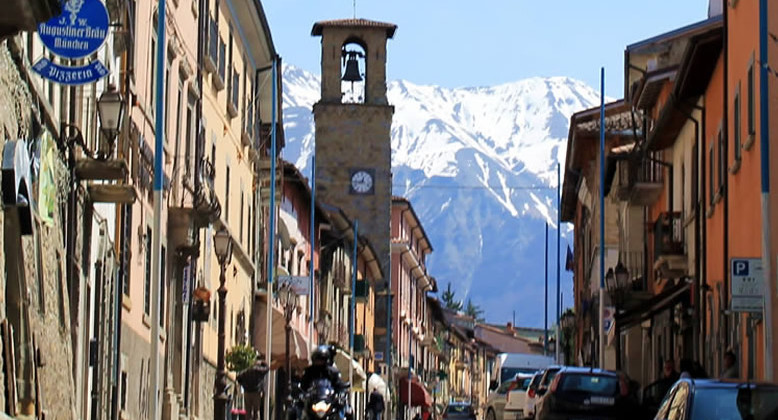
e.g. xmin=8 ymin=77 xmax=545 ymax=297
xmin=366 ymin=387 xmax=385 ymax=420
xmin=301 ymin=345 xmax=348 ymax=392
xmin=237 ymin=356 xmax=270 ymax=420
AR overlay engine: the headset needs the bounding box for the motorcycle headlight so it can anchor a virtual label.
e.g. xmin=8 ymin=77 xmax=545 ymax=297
xmin=312 ymin=400 xmax=331 ymax=418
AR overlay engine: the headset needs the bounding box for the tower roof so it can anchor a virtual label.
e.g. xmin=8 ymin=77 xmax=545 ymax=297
xmin=311 ymin=18 xmax=397 ymax=38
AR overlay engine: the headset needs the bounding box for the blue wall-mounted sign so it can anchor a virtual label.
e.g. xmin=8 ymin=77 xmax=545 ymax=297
xmin=37 ymin=0 xmax=109 ymax=59
xmin=32 ymin=57 xmax=109 ymax=85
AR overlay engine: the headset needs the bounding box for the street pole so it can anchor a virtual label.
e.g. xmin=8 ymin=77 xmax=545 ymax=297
xmin=407 ymin=322 xmax=412 ymax=420
xmin=215 ymin=260 xmax=229 ymax=420
xmin=556 ymin=162 xmax=561 ymax=364
xmin=310 ymin=155 xmax=316 ymax=347
xmin=350 ymin=220 xmax=358 ymax=411
xmin=598 ymin=67 xmax=606 ymax=369
xmin=265 ymin=56 xmax=279 ymax=420
xmin=544 ymin=223 xmax=549 ymax=356
xmin=150 ymin=0 xmax=166 ymax=419
xmin=759 ymin=0 xmax=774 ymax=381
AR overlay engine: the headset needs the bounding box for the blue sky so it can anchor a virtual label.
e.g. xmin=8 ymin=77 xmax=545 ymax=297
xmin=263 ymin=0 xmax=710 ymax=97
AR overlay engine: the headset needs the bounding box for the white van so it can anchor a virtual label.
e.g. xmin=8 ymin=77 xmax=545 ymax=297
xmin=489 ymin=353 xmax=555 ymax=390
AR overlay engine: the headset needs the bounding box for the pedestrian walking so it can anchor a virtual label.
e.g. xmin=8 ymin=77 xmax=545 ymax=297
xmin=721 ymin=350 xmax=739 ymax=379
xmin=367 ymin=387 xmax=385 ymax=420
xmin=237 ymin=356 xmax=270 ymax=420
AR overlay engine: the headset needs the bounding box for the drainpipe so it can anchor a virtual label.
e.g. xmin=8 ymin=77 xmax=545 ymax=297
xmin=183 ymin=0 xmax=209 ymax=412
xmin=722 ymin=0 xmax=730 ymax=361
xmin=675 ymin=99 xmax=701 ymax=363
xmin=758 ymin=0 xmax=773 ymax=381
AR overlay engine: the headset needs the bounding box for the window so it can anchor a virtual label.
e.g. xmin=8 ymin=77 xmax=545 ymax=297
xmin=164 ymin=63 xmax=171 ymax=139
xmin=175 ymin=81 xmax=183 ymax=163
xmin=239 ymin=191 xmax=244 ymax=244
xmin=144 ymin=226 xmax=152 ymax=315
xmin=748 ymin=56 xmax=755 ymax=136
xmin=122 ymin=204 xmax=133 ymax=297
xmin=185 ymin=96 xmax=195 ymax=173
xmin=127 ymin=0 xmax=136 ymax=81
xmin=718 ymin=127 xmax=725 ymax=194
xmin=149 ymin=11 xmax=158 ymax=113
xmin=734 ymin=83 xmax=742 ymax=163
xmin=120 ymin=368 xmax=128 ymax=410
xmin=709 ymin=143 xmax=715 ymax=206
xmin=667 ymin=382 xmax=689 ymax=420
xmin=160 ymin=245 xmax=166 ymax=327
xmin=225 ymin=166 xmax=230 ymax=224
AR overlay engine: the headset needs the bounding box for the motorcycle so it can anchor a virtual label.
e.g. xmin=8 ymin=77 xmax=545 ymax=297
xmin=300 ymin=378 xmax=352 ymax=420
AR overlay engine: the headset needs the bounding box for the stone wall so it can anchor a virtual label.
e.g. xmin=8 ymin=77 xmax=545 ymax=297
xmin=0 ymin=37 xmax=78 ymax=418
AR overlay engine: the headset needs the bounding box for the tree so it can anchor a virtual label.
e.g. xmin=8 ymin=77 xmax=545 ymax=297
xmin=441 ymin=282 xmax=463 ymax=311
xmin=465 ymin=299 xmax=485 ymax=322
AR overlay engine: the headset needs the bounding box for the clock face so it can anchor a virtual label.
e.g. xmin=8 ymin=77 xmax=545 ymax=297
xmin=350 ymin=169 xmax=374 ymax=194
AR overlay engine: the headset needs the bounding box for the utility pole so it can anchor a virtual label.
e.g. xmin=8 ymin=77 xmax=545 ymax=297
xmin=556 ymin=162 xmax=561 ymax=364
xmin=264 ymin=56 xmax=280 ymax=420
xmin=150 ymin=0 xmax=166 ymax=418
xmin=544 ymin=223 xmax=549 ymax=356
xmin=598 ymin=67 xmax=606 ymax=369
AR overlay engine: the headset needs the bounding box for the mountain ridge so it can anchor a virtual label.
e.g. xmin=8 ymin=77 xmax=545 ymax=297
xmin=280 ymin=65 xmax=598 ymax=327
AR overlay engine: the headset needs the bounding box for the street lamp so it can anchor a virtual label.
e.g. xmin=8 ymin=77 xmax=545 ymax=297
xmin=605 ymin=261 xmax=630 ymax=370
xmin=278 ymin=283 xmax=299 ymax=404
xmin=96 ymin=84 xmax=126 ymax=159
xmin=213 ymin=227 xmax=233 ymax=420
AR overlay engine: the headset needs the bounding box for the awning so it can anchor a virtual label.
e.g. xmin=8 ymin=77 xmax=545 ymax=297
xmin=254 ymin=301 xmax=310 ymax=369
xmin=334 ymin=349 xmax=367 ymax=392
xmin=615 ymin=281 xmax=691 ymax=330
xmin=399 ymin=377 xmax=433 ymax=407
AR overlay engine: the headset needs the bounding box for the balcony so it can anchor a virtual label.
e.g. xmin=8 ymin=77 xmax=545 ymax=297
xmin=168 ymin=158 xmax=220 ymax=251
xmin=617 ymin=157 xmax=664 ymax=206
xmin=653 ymin=212 xmax=687 ymax=279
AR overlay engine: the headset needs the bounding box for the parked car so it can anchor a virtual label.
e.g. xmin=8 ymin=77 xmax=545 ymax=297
xmin=505 ymin=374 xmax=534 ymax=419
xmin=444 ymin=402 xmax=477 ymax=420
xmin=486 ymin=374 xmax=533 ymax=420
xmin=653 ymin=378 xmax=778 ymax=420
xmin=524 ymin=371 xmax=544 ymax=419
xmin=534 ymin=367 xmax=639 ymax=420
xmin=534 ymin=365 xmax=562 ymax=401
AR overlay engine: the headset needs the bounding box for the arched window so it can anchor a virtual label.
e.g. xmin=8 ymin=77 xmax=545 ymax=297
xmin=341 ymin=40 xmax=366 ymax=104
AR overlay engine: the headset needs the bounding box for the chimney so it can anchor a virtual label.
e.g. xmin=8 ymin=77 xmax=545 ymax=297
xmin=506 ymin=322 xmax=514 ymax=333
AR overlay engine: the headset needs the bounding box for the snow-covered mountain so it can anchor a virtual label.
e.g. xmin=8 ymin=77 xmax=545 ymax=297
xmin=281 ymin=65 xmax=600 ymax=327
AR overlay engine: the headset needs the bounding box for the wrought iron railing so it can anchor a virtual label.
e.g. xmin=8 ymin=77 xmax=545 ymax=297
xmin=653 ymin=211 xmax=684 ymax=257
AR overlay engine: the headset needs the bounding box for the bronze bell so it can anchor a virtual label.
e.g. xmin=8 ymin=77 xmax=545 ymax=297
xmin=342 ymin=51 xmax=363 ymax=82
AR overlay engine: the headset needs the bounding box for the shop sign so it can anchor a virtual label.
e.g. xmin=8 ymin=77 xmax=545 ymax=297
xmin=277 ymin=275 xmax=310 ymax=295
xmin=32 ymin=58 xmax=109 ymax=86
xmin=33 ymin=0 xmax=110 ymax=85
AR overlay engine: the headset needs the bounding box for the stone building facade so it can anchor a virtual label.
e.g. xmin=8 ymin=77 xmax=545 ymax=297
xmin=0 ymin=35 xmax=78 ymax=418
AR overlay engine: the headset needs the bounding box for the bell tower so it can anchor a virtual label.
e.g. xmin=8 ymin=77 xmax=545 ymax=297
xmin=312 ymin=18 xmax=396 ymax=363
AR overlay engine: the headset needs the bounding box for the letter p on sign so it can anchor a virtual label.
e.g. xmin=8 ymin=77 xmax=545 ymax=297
xmin=733 ymin=260 xmax=749 ymax=276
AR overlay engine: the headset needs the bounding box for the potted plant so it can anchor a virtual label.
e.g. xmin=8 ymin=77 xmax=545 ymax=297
xmin=226 ymin=344 xmax=257 ymax=373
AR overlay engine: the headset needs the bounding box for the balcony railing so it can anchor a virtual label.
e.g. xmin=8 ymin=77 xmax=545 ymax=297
xmin=617 ymin=156 xmax=664 ymax=206
xmin=653 ymin=212 xmax=684 ymax=257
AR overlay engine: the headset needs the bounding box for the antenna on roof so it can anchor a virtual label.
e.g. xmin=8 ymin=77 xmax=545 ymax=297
xmin=353 ymin=0 xmax=356 ymax=18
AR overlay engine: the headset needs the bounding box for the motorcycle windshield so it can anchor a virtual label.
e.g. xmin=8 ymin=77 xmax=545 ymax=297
xmin=309 ymin=379 xmax=335 ymax=400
